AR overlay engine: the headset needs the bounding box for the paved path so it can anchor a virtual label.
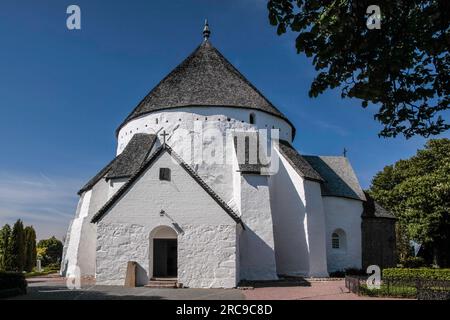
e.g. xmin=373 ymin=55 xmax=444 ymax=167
xmin=12 ymin=275 xmax=244 ymax=300
xmin=242 ymin=279 xmax=403 ymax=300
xmin=9 ymin=275 xmax=405 ymax=300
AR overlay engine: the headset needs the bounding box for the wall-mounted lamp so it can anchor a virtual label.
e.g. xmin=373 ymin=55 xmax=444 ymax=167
xmin=159 ymin=209 xmax=166 ymax=217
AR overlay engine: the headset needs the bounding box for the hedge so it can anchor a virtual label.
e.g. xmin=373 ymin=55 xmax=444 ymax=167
xmin=0 ymin=272 xmax=27 ymax=297
xmin=383 ymin=268 xmax=450 ymax=281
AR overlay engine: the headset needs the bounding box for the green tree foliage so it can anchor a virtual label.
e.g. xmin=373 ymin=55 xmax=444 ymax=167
xmin=37 ymin=236 xmax=63 ymax=267
xmin=267 ymin=0 xmax=449 ymax=138
xmin=369 ymin=138 xmax=450 ymax=266
xmin=0 ymin=224 xmax=13 ymax=271
xmin=24 ymin=226 xmax=37 ymax=272
xmin=10 ymin=220 xmax=26 ymax=272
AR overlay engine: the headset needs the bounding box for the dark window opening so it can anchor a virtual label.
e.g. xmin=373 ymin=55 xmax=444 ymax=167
xmin=159 ymin=168 xmax=171 ymax=181
xmin=250 ymin=113 xmax=255 ymax=124
xmin=332 ymin=233 xmax=340 ymax=249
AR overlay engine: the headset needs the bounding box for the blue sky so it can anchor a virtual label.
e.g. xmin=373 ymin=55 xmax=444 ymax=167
xmin=0 ymin=0 xmax=448 ymax=240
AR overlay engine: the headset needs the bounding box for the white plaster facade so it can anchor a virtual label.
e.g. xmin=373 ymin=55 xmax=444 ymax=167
xmin=95 ymin=151 xmax=238 ymax=287
xmin=61 ymin=106 xmax=366 ymax=286
xmin=61 ymin=38 xmax=369 ymax=287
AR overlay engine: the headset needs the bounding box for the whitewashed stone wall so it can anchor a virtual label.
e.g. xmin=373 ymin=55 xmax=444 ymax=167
xmin=178 ymin=224 xmax=237 ymax=288
xmin=95 ymin=151 xmax=238 ymax=288
xmin=323 ymin=197 xmax=363 ymax=272
xmin=269 ymin=150 xmax=310 ymax=275
xmin=61 ymin=174 xmax=112 ymax=277
xmin=115 ymin=107 xmax=292 ymax=208
xmin=269 ymin=149 xmax=328 ymax=277
xmin=60 ymin=190 xmax=91 ymax=276
xmin=116 ymin=107 xmax=293 ymax=155
xmin=239 ymin=174 xmax=278 ymax=280
xmin=303 ymin=180 xmax=329 ymax=277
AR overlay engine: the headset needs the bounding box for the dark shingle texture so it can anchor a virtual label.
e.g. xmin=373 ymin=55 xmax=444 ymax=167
xmin=106 ymin=133 xmax=157 ymax=179
xmin=78 ymin=133 xmax=157 ymax=195
xmin=118 ymin=41 xmax=294 ymax=135
xmin=362 ymin=192 xmax=396 ymax=219
xmin=91 ymin=145 xmax=243 ymax=226
xmin=277 ymin=140 xmax=323 ymax=182
xmin=78 ymin=158 xmax=116 ymax=195
xmin=303 ymin=155 xmax=366 ymax=201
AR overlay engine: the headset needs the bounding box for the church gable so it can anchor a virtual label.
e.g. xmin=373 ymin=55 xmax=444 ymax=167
xmin=91 ymin=145 xmax=242 ymax=226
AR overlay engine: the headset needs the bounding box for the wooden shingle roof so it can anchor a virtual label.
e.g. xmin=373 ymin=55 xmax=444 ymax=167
xmin=117 ymin=40 xmax=295 ymax=137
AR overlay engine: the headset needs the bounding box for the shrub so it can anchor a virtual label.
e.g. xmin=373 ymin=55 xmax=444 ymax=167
xmin=400 ymin=257 xmax=427 ymax=268
xmin=345 ymin=268 xmax=366 ymax=276
xmin=0 ymin=272 xmax=27 ymax=293
xmin=45 ymin=263 xmax=61 ymax=271
xmin=383 ymin=268 xmax=450 ymax=281
xmin=329 ymin=270 xmax=345 ymax=278
xmin=359 ymin=283 xmax=417 ymax=298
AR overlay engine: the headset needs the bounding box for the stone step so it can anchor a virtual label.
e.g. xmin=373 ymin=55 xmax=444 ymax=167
xmin=145 ymin=282 xmax=177 ymax=288
xmin=145 ymin=278 xmax=178 ymax=288
xmin=151 ymin=277 xmax=177 ymax=281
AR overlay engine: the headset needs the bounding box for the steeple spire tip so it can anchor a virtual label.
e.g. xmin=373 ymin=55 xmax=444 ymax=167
xmin=203 ymin=19 xmax=211 ymax=41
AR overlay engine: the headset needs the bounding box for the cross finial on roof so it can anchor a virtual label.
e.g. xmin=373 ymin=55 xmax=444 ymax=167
xmin=160 ymin=130 xmax=169 ymax=146
xmin=343 ymin=147 xmax=348 ymax=157
xmin=203 ymin=19 xmax=211 ymax=41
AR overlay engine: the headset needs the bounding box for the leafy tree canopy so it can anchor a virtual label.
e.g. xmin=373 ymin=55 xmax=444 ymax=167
xmin=267 ymin=0 xmax=449 ymax=138
xmin=369 ymin=138 xmax=450 ymax=266
xmin=37 ymin=236 xmax=63 ymax=267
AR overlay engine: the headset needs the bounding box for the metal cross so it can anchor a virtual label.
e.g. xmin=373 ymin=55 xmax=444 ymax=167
xmin=160 ymin=130 xmax=169 ymax=146
xmin=343 ymin=147 xmax=348 ymax=157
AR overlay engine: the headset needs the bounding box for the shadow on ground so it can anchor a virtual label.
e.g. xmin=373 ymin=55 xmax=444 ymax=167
xmin=239 ymin=277 xmax=311 ymax=288
xmin=7 ymin=281 xmax=245 ymax=300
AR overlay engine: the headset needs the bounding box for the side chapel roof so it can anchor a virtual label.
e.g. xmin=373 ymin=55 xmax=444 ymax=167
xmin=302 ymin=155 xmax=367 ymax=201
xmin=78 ymin=133 xmax=157 ymax=194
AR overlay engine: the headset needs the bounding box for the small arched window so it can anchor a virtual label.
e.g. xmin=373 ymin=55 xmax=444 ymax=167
xmin=249 ymin=113 xmax=255 ymax=124
xmin=155 ymin=118 xmax=159 ymax=124
xmin=332 ymin=233 xmax=340 ymax=249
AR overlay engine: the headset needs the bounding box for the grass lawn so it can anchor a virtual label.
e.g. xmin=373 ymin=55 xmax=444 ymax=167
xmin=25 ymin=268 xmax=59 ymax=278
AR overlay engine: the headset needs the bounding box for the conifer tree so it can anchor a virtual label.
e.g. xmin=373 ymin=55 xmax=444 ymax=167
xmin=24 ymin=226 xmax=37 ymax=272
xmin=0 ymin=224 xmax=12 ymax=271
xmin=10 ymin=220 xmax=26 ymax=272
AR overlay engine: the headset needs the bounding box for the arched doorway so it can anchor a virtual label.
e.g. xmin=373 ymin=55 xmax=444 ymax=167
xmin=149 ymin=226 xmax=178 ymax=278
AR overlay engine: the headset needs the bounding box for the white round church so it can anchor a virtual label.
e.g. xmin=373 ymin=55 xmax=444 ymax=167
xmin=61 ymin=22 xmax=396 ymax=288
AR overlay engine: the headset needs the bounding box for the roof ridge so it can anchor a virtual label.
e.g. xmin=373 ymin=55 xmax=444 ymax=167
xmin=276 ymin=140 xmax=324 ymax=182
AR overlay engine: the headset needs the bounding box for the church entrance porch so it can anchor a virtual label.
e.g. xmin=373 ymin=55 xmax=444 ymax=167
xmin=153 ymin=238 xmax=177 ymax=278
xmin=149 ymin=225 xmax=179 ymax=286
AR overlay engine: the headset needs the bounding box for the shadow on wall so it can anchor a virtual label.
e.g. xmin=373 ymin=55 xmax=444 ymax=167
xmin=136 ymin=263 xmax=149 ymax=286
xmin=270 ymin=155 xmax=310 ymax=275
xmin=239 ymin=226 xmax=277 ymax=280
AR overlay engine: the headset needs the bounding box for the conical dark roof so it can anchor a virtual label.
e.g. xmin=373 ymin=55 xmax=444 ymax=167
xmin=117 ymin=40 xmax=294 ymax=135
